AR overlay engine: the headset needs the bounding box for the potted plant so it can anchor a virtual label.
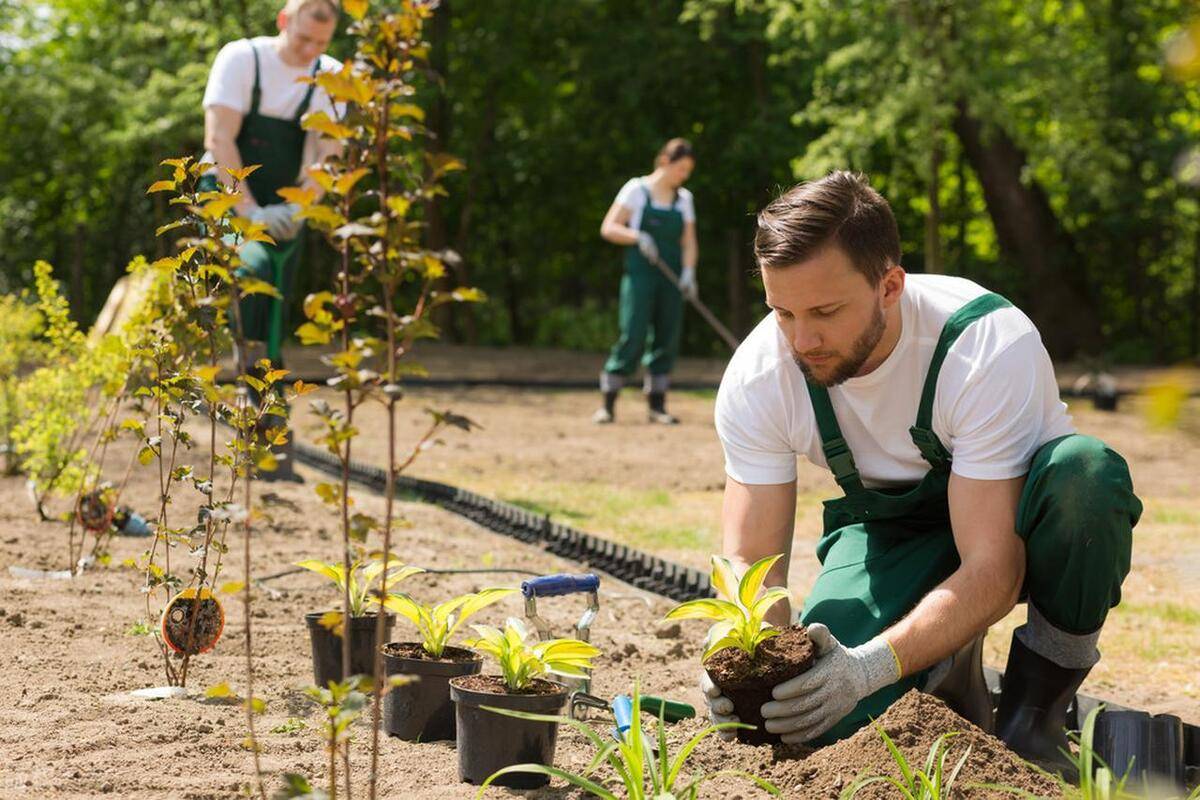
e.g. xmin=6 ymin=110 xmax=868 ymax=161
xmin=450 ymin=617 xmax=601 ymax=788
xmin=380 ymin=587 xmax=516 ymax=741
xmin=297 ymin=555 xmax=422 ymax=686
xmin=476 ymin=682 xmax=780 ymax=799
xmin=663 ymin=554 xmax=814 ymax=745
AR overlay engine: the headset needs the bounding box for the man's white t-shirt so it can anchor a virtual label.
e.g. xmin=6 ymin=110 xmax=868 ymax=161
xmin=715 ymin=274 xmax=1075 ymax=488
xmin=614 ymin=178 xmax=696 ymax=231
xmin=202 ymin=36 xmax=342 ymax=181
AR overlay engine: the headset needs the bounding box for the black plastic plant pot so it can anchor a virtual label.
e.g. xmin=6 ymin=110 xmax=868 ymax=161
xmin=449 ymin=676 xmax=569 ymax=788
xmin=382 ymin=642 xmax=482 ymax=742
xmin=304 ymin=611 xmax=393 ymax=687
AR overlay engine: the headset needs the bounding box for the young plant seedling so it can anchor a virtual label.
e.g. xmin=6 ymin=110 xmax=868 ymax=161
xmin=476 ymin=682 xmax=780 ymax=799
xmin=468 ymin=617 xmax=601 ymax=692
xmin=383 ymin=587 xmax=517 ymax=658
xmin=841 ymin=724 xmax=971 ymax=799
xmin=662 ymin=554 xmax=791 ymax=661
xmin=297 ymin=554 xmax=424 ymax=632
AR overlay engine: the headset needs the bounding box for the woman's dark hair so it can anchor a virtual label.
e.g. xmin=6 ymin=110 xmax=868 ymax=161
xmin=656 ymin=138 xmax=694 ymax=166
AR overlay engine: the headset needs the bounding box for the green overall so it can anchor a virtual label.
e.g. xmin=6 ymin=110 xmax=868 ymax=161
xmin=208 ymin=42 xmax=319 ymax=363
xmin=798 ymin=293 xmax=1142 ymax=744
xmin=602 ymin=185 xmax=686 ymax=379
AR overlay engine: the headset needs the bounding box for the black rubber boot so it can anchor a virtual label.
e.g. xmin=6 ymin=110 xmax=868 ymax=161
xmin=592 ymin=391 xmax=617 ymax=424
xmin=931 ymin=634 xmax=995 ymax=734
xmin=996 ymin=634 xmax=1089 ymax=781
xmin=646 ymin=392 xmax=678 ymax=425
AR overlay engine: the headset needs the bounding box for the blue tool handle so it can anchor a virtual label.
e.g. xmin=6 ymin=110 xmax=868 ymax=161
xmin=611 ymin=695 xmax=633 ymax=736
xmin=521 ymin=573 xmax=600 ymax=599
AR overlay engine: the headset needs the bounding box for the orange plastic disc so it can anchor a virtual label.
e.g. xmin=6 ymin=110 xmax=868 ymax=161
xmin=160 ymin=587 xmax=225 ymax=654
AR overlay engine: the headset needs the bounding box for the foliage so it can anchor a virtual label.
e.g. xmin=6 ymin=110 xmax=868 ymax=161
xmin=466 ymin=617 xmax=601 ymax=693
xmin=296 ymin=555 xmax=424 ymax=621
xmin=0 ymin=290 xmax=44 ymax=473
xmin=382 ymin=586 xmax=516 ymax=658
xmin=841 ymin=723 xmax=970 ymax=800
xmin=663 ymin=554 xmax=790 ymax=661
xmin=476 ymin=682 xmax=777 ymax=799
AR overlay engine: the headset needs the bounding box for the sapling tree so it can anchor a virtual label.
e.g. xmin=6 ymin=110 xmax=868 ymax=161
xmin=0 ymin=291 xmax=45 ymax=476
xmin=467 ymin=618 xmax=602 ymax=693
xmin=284 ymin=2 xmax=483 ymax=798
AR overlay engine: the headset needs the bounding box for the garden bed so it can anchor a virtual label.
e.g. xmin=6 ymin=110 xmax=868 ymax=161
xmin=0 ymin=440 xmax=1064 ymax=799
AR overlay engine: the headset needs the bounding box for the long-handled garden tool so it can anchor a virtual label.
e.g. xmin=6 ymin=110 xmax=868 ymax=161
xmin=646 ymin=252 xmax=740 ymax=352
xmin=570 ymin=691 xmax=696 ymax=730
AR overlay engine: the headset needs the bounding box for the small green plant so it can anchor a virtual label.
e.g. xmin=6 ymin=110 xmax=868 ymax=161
xmin=662 ymin=554 xmax=791 ymax=661
xmin=297 ymin=554 xmax=424 ymax=622
xmin=467 ymin=617 xmax=601 ymax=692
xmin=125 ymin=619 xmax=154 ymax=637
xmin=476 ymin=682 xmax=779 ymax=799
xmin=382 ymin=587 xmax=516 ymax=657
xmin=841 ymin=722 xmax=970 ymax=799
xmin=271 ymin=718 xmax=309 ymax=735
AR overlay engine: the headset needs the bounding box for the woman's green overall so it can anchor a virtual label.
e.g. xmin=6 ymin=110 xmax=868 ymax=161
xmin=602 ymin=185 xmax=685 ymax=380
xmin=798 ymin=293 xmax=1141 ymax=744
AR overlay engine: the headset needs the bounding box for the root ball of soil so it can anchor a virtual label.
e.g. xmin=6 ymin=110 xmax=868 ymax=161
xmin=706 ymin=624 xmax=815 ymax=745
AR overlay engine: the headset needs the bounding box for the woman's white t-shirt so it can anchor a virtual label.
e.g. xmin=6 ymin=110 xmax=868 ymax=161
xmin=201 ymin=36 xmax=342 ymax=181
xmin=715 ymin=274 xmax=1075 ymax=488
xmin=614 ymin=177 xmax=696 ymax=231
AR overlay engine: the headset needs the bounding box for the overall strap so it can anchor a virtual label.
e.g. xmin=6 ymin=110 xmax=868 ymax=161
xmin=909 ymin=292 xmax=1013 ymax=467
xmin=805 ymin=382 xmax=865 ymax=494
xmin=248 ymin=42 xmax=262 ymax=115
xmin=292 ymin=57 xmax=322 ymax=123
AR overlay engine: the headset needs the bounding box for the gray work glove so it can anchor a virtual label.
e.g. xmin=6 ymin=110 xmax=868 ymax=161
xmin=759 ymin=623 xmax=900 ymax=744
xmin=636 ymin=231 xmax=659 ymax=263
xmin=699 ymin=670 xmax=738 ymax=742
xmin=678 ymin=266 xmax=698 ymax=300
xmin=260 ymin=203 xmax=303 ymax=242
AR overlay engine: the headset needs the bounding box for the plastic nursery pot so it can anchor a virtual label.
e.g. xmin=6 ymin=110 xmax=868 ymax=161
xmin=449 ymin=675 xmax=569 ymax=789
xmin=304 ymin=611 xmax=394 ymax=687
xmin=382 ymin=642 xmax=482 ymax=742
xmin=706 ymin=624 xmax=815 ymax=745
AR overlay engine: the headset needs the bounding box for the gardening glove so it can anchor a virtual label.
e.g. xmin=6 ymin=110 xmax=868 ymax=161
xmin=636 ymin=230 xmax=659 ymax=263
xmin=698 ymin=670 xmax=738 ymax=742
xmin=678 ymin=266 xmax=698 ymax=300
xmin=759 ymin=623 xmax=900 ymax=744
xmin=261 ymin=202 xmax=303 ymax=242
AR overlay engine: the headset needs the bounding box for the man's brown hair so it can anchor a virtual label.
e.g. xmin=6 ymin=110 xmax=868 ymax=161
xmin=283 ymin=0 xmax=339 ymax=22
xmin=754 ymin=170 xmax=901 ymax=285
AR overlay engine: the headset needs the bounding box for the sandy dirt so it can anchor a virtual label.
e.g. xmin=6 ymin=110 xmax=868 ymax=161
xmin=2 ymin=433 xmax=1059 ymax=799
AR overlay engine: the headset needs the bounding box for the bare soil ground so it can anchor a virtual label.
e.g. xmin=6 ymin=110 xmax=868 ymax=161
xmin=1 ymin=344 xmax=1196 ymax=798
xmin=0 ymin=439 xmax=1057 ymax=799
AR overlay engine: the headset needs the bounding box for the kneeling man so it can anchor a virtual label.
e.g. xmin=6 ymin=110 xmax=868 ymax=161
xmin=704 ymin=171 xmax=1140 ymax=774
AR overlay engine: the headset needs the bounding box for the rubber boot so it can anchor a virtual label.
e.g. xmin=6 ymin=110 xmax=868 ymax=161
xmin=592 ymin=391 xmax=617 ymax=424
xmin=931 ymin=634 xmax=995 ymax=733
xmin=646 ymin=392 xmax=678 ymax=425
xmin=996 ymin=634 xmax=1088 ymax=781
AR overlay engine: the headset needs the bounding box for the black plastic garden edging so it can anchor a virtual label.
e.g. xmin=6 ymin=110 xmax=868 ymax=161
xmin=289 ymin=441 xmax=715 ymax=602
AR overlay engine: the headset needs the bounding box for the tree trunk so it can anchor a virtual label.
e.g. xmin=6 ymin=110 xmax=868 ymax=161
xmin=925 ymin=132 xmax=943 ymax=275
xmin=425 ymin=0 xmax=458 ymax=340
xmin=951 ymin=99 xmax=1102 ymax=357
xmin=726 ymin=228 xmax=746 ymax=337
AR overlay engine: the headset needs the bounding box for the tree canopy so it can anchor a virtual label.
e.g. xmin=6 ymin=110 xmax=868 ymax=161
xmin=2 ymin=0 xmax=1198 ymax=361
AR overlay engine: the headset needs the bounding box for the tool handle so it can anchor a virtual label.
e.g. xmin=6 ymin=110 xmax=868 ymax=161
xmin=641 ymin=696 xmax=696 ymax=723
xmin=611 ymin=695 xmax=633 ymax=736
xmin=521 ymin=573 xmax=600 ymax=599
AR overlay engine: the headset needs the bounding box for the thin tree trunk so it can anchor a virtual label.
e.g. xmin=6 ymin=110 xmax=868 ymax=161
xmin=951 ymin=99 xmax=1102 ymax=357
xmin=725 ymin=228 xmax=746 ymax=337
xmin=425 ymin=0 xmax=456 ymax=340
xmin=925 ymin=132 xmax=943 ymax=275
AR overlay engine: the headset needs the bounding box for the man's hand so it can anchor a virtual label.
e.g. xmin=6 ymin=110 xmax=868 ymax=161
xmin=699 ymin=670 xmax=738 ymax=742
xmin=679 ymin=266 xmax=698 ymax=300
xmin=760 ymin=623 xmax=900 ymax=744
xmin=636 ymin=231 xmax=659 ymax=262
xmin=259 ymin=203 xmax=303 ymax=241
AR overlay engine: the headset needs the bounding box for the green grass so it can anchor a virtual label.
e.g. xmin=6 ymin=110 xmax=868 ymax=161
xmin=1145 ymin=505 xmax=1200 ymax=526
xmin=1113 ymin=601 xmax=1200 ymax=627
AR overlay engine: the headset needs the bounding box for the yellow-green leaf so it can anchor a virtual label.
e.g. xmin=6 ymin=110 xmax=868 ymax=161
xmin=205 ymin=682 xmax=234 ymax=699
xmin=220 ymin=581 xmax=246 ymax=595
xmin=147 ymin=180 xmax=176 ymax=194
xmin=344 ymin=0 xmax=368 ymax=19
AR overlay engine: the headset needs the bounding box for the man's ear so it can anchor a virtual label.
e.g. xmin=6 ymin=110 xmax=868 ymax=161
xmin=880 ymin=265 xmax=906 ymax=309
xmin=276 ymin=9 xmax=289 ymax=33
